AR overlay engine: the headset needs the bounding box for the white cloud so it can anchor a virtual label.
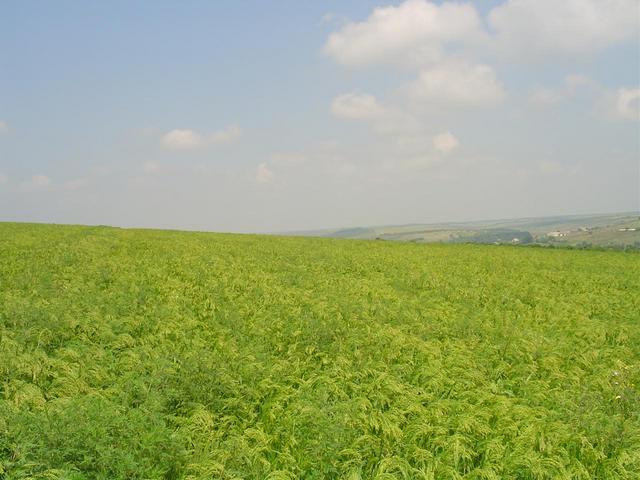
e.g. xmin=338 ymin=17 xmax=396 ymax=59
xmin=323 ymin=0 xmax=638 ymax=141
xmin=0 ymin=121 xmax=8 ymax=134
xmin=433 ymin=132 xmax=460 ymax=154
xmin=406 ymin=62 xmax=506 ymax=107
xmin=330 ymin=93 xmax=385 ymax=120
xmin=161 ymin=129 xmax=203 ymax=149
xmin=256 ymin=163 xmax=275 ymax=183
xmin=332 ymin=94 xmax=423 ymax=135
xmin=160 ymin=125 xmax=242 ymax=150
xmin=323 ymin=0 xmax=484 ymax=68
xmin=20 ymin=174 xmax=52 ymax=191
xmin=329 ymin=92 xmax=427 ymax=140
xmin=324 ymin=1 xmax=639 ymax=69
xmin=602 ymin=87 xmax=640 ymax=121
xmin=488 ymin=0 xmax=640 ymax=58
xmin=209 ymin=124 xmax=242 ymax=145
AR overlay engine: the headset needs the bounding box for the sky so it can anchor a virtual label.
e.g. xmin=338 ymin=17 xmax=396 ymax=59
xmin=0 ymin=0 xmax=639 ymax=233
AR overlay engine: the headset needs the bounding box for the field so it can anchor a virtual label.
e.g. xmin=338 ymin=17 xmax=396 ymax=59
xmin=1 ymin=223 xmax=639 ymax=479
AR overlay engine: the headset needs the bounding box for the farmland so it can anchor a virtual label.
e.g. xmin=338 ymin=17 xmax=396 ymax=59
xmin=1 ymin=223 xmax=639 ymax=479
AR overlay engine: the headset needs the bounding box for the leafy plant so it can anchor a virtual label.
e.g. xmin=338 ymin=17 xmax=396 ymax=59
xmin=1 ymin=223 xmax=638 ymax=479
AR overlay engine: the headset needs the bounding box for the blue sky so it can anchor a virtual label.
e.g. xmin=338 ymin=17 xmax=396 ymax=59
xmin=1 ymin=0 xmax=638 ymax=232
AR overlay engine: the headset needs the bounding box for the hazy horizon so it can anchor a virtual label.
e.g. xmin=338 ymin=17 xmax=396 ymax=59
xmin=2 ymin=209 xmax=638 ymax=237
xmin=1 ymin=1 xmax=639 ymax=233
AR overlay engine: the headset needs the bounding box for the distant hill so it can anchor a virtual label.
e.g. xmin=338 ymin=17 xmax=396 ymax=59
xmin=286 ymin=212 xmax=640 ymax=248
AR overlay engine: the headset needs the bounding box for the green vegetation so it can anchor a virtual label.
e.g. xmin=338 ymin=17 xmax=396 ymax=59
xmin=1 ymin=222 xmax=639 ymax=479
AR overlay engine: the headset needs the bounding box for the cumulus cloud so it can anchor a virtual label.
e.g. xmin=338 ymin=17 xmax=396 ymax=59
xmin=406 ymin=62 xmax=506 ymax=107
xmin=209 ymin=125 xmax=242 ymax=145
xmin=160 ymin=125 xmax=242 ymax=150
xmin=329 ymin=92 xmax=426 ymax=138
xmin=323 ymin=1 xmax=637 ymax=120
xmin=433 ymin=132 xmax=460 ymax=154
xmin=161 ymin=129 xmax=203 ymax=149
xmin=601 ymin=87 xmax=640 ymax=121
xmin=488 ymin=0 xmax=640 ymax=58
xmin=324 ymin=1 xmax=639 ymax=68
xmin=256 ymin=163 xmax=275 ymax=183
xmin=323 ymin=0 xmax=484 ymax=68
xmin=330 ymin=92 xmax=385 ymax=119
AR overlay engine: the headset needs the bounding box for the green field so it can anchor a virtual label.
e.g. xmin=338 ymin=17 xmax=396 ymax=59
xmin=1 ymin=223 xmax=639 ymax=479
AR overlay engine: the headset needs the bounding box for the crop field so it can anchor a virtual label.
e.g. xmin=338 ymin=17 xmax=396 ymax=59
xmin=1 ymin=223 xmax=639 ymax=479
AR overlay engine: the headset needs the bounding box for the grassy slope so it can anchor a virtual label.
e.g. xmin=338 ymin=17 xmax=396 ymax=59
xmin=1 ymin=223 xmax=639 ymax=479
